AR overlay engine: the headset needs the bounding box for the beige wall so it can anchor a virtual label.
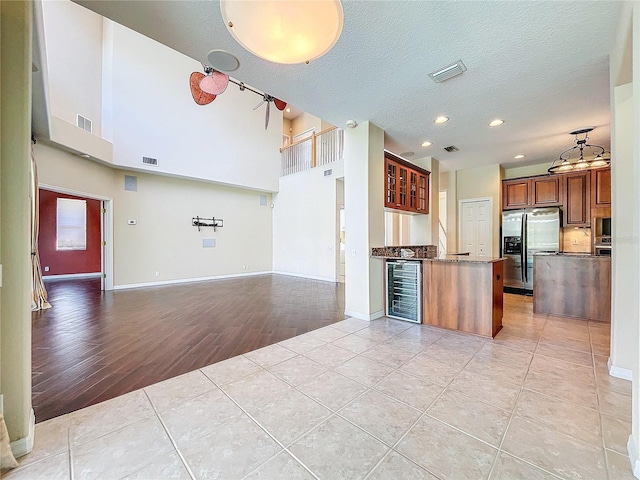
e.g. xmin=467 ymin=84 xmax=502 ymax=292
xmin=455 ymin=164 xmax=503 ymax=256
xmin=291 ymin=113 xmax=323 ymax=137
xmin=1 ymin=0 xmax=34 ymax=451
xmin=35 ymin=143 xmax=273 ymax=287
xmin=503 ymin=163 xmax=550 ymax=179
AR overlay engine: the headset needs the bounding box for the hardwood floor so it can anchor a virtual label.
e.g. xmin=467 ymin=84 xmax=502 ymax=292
xmin=32 ymin=274 xmax=345 ymax=423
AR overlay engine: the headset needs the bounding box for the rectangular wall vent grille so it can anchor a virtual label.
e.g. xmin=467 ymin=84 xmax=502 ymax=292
xmin=428 ymin=60 xmax=467 ymax=83
xmin=142 ymin=157 xmax=158 ymax=166
xmin=77 ymin=114 xmax=92 ymax=133
xmin=443 ymin=145 xmax=459 ymax=152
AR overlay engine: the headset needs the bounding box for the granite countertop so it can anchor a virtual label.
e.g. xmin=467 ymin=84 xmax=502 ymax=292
xmin=534 ymin=252 xmax=610 ymax=258
xmin=372 ymin=254 xmax=503 ymax=263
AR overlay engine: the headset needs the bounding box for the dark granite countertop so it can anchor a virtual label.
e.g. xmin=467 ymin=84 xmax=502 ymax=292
xmin=372 ymin=254 xmax=503 ymax=263
xmin=534 ymin=252 xmax=610 ymax=259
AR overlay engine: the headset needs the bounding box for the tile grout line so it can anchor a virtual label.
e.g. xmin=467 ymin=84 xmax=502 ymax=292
xmin=142 ymin=389 xmax=198 ymax=480
xmin=214 ymin=382 xmax=322 ymax=480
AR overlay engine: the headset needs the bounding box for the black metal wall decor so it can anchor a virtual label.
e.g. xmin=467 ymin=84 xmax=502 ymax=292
xmin=192 ymin=216 xmax=224 ymax=232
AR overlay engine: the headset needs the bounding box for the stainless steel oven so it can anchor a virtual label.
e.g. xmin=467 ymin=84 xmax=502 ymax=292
xmin=593 ymin=217 xmax=612 ymax=255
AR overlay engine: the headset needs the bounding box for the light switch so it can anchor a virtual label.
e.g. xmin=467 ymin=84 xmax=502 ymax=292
xmin=203 ymin=238 xmax=216 ymax=248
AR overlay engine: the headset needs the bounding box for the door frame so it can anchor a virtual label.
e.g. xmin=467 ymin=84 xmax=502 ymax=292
xmin=458 ymin=197 xmax=493 ymax=256
xmin=38 ymin=183 xmax=114 ymax=291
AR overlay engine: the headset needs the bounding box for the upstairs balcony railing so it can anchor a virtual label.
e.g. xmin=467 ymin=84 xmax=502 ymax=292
xmin=280 ymin=127 xmax=344 ymax=176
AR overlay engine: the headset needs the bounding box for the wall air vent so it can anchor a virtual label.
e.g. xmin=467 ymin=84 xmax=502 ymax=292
xmin=142 ymin=156 xmax=158 ymax=166
xmin=76 ymin=114 xmax=92 ymax=133
xmin=443 ymin=145 xmax=459 ymax=153
xmin=428 ymin=60 xmax=467 ymax=83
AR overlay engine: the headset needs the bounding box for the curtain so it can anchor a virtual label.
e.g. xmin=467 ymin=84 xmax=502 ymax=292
xmin=31 ymin=145 xmax=51 ymax=311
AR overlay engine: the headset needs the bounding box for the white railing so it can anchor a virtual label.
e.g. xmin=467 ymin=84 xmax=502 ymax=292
xmin=316 ymin=127 xmax=343 ymax=167
xmin=438 ymin=219 xmax=447 ymax=256
xmin=280 ymin=127 xmax=343 ymax=176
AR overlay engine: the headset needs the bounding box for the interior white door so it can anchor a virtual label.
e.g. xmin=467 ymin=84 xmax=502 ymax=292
xmin=459 ymin=199 xmax=492 ymax=257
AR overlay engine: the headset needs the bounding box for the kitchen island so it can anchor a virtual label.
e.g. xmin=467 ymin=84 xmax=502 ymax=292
xmin=373 ymin=247 xmax=504 ymax=337
xmin=533 ymin=253 xmax=611 ymax=322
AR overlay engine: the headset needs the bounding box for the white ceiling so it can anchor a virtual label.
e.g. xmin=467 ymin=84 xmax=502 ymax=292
xmin=73 ymin=0 xmax=622 ymax=172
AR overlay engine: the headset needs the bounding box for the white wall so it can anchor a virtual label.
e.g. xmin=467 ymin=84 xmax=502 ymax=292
xmin=291 ymin=113 xmax=322 ymax=137
xmin=272 ymin=161 xmax=344 ymax=281
xmin=41 ymin=1 xmax=282 ymax=193
xmin=108 ymin=23 xmax=281 ymax=192
xmin=42 ymin=0 xmax=103 ymax=136
xmin=344 ymin=122 xmax=385 ymax=320
xmin=35 ymin=142 xmax=273 ymax=287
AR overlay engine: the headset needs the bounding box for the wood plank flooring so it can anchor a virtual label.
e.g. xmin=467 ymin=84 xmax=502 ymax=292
xmin=32 ymin=274 xmax=345 ymax=423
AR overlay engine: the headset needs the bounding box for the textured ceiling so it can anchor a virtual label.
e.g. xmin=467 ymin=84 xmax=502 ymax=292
xmin=73 ymin=0 xmax=622 ymax=172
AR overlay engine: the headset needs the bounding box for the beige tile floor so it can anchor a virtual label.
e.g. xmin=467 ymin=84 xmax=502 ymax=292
xmin=4 ymin=295 xmax=635 ymax=480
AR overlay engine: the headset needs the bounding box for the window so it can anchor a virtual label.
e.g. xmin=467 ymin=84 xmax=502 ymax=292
xmin=56 ymin=198 xmax=87 ymax=250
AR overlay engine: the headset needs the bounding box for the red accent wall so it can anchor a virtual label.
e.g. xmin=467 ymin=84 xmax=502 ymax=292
xmin=38 ymin=189 xmax=102 ymax=275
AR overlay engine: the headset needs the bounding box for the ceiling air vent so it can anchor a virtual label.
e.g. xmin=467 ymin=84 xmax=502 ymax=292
xmin=428 ymin=60 xmax=467 ymax=83
xmin=142 ymin=156 xmax=158 ymax=166
xmin=77 ymin=114 xmax=92 ymax=133
xmin=443 ymin=145 xmax=459 ymax=153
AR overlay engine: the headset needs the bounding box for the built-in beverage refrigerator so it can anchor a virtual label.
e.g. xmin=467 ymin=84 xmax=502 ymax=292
xmin=385 ymin=260 xmax=422 ymax=323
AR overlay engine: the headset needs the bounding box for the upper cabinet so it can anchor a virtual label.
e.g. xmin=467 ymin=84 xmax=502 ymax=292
xmin=501 ymin=166 xmax=610 ymax=227
xmin=502 ymin=175 xmax=562 ymax=210
xmin=591 ymin=167 xmax=611 ymax=207
xmin=563 ymin=171 xmax=591 ymax=226
xmin=385 ymin=155 xmax=430 ymax=214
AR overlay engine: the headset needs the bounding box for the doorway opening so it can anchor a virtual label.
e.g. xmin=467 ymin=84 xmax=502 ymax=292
xmin=38 ymin=184 xmax=113 ymax=290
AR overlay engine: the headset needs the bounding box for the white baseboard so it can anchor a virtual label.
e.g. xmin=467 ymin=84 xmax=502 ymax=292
xmin=113 ymin=271 xmax=272 ymax=290
xmin=608 ymin=357 xmax=633 ymax=381
xmin=271 ymin=271 xmax=337 ymax=283
xmin=344 ymin=309 xmax=384 ymax=321
xmin=10 ymin=409 xmax=35 ymax=458
xmin=628 ymin=435 xmax=640 ymax=478
xmin=43 ymin=272 xmax=101 ymax=280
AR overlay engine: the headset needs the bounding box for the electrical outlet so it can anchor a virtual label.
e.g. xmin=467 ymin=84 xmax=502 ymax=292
xmin=44 ymin=266 xmax=49 ymax=272
xmin=351 ymin=249 xmax=356 ymax=257
xmin=573 ymin=239 xmax=578 ymax=245
xmin=155 ymin=271 xmax=160 ymax=277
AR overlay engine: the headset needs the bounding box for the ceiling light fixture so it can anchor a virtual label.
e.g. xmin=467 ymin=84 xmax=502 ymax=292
xmin=548 ymin=127 xmax=610 ymax=173
xmin=285 ymin=107 xmax=291 ymax=113
xmin=220 ymin=0 xmax=344 ymax=65
xmin=434 ymin=116 xmax=449 ymax=124
xmin=345 ymin=119 xmax=357 ymax=128
xmin=489 ymin=119 xmax=505 ymax=127
xmin=514 ymin=154 xmax=525 ymax=159
xmin=421 ymin=141 xmax=432 ymax=147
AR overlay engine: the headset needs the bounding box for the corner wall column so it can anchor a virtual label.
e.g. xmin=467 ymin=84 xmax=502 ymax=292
xmin=0 ymin=0 xmax=35 ymax=456
xmin=343 ymin=122 xmax=385 ymax=320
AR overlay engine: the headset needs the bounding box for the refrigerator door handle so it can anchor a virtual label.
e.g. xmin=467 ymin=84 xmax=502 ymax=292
xmin=522 ymin=213 xmax=527 ymax=283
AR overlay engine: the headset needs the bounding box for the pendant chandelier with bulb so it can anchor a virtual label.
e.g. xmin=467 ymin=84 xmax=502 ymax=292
xmin=547 ymin=127 xmax=610 ymax=174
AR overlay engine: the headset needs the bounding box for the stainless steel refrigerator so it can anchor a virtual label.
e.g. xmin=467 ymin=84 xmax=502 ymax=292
xmin=501 ymin=207 xmax=562 ymax=291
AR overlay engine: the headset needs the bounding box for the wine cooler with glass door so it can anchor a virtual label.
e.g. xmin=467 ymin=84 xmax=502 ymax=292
xmin=385 ymin=260 xmax=422 ymax=323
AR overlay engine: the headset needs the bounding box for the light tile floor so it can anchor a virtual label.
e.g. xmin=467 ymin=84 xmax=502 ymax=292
xmin=4 ymin=295 xmax=635 ymax=479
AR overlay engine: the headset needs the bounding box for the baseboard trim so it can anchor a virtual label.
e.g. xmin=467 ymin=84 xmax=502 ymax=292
xmin=113 ymin=271 xmax=272 ymax=290
xmin=10 ymin=409 xmax=35 ymax=458
xmin=271 ymin=271 xmax=337 ymax=283
xmin=344 ymin=309 xmax=384 ymax=321
xmin=43 ymin=272 xmax=102 ymax=280
xmin=628 ymin=434 xmax=640 ymax=477
xmin=608 ymin=357 xmax=633 ymax=381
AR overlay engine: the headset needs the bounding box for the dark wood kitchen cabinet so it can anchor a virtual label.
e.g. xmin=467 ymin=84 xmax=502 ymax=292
xmin=531 ymin=176 xmax=562 ymax=207
xmin=563 ymin=171 xmax=591 ymax=226
xmin=502 ymin=179 xmax=530 ymax=209
xmin=385 ymin=154 xmax=430 ymax=214
xmin=502 ymin=175 xmax=561 ymax=210
xmin=591 ymin=167 xmax=611 ymax=208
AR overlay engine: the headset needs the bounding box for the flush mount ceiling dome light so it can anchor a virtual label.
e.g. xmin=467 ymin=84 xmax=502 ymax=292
xmin=548 ymin=127 xmax=610 ymax=173
xmin=220 ymin=0 xmax=344 ymax=65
